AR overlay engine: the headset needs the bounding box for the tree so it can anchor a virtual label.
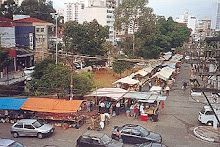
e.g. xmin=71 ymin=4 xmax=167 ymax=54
xmin=17 ymin=0 xmax=56 ymax=23
xmin=0 ymin=47 xmax=12 ymax=72
xmin=0 ymin=0 xmax=18 ymax=19
xmin=28 ymin=58 xmax=95 ymax=97
xmin=112 ymin=60 xmax=133 ymax=77
xmin=114 ymin=0 xmax=152 ymax=56
xmin=63 ymin=20 xmax=109 ymax=55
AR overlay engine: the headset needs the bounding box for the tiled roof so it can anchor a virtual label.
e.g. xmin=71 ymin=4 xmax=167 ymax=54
xmin=0 ymin=22 xmax=14 ymax=27
xmin=0 ymin=17 xmax=13 ymax=22
xmin=14 ymin=17 xmax=48 ymax=23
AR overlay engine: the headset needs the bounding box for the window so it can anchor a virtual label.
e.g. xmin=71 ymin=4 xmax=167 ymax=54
xmin=41 ymin=28 xmax=44 ymax=32
xmin=206 ymin=111 xmax=215 ymax=115
xmin=36 ymin=28 xmax=40 ymax=32
xmin=24 ymin=124 xmax=34 ymax=129
xmin=14 ymin=124 xmax=23 ymax=128
xmin=122 ymin=129 xmax=131 ymax=135
xmin=132 ymin=129 xmax=142 ymax=136
xmin=92 ymin=138 xmax=100 ymax=145
xmin=81 ymin=136 xmax=92 ymax=143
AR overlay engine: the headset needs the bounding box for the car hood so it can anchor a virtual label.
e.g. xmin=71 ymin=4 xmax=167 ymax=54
xmin=107 ymin=142 xmax=123 ymax=147
xmin=38 ymin=124 xmax=54 ymax=132
xmin=146 ymin=132 xmax=162 ymax=142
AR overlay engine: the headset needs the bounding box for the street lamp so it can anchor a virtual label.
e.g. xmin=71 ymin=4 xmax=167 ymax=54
xmin=50 ymin=13 xmax=59 ymax=64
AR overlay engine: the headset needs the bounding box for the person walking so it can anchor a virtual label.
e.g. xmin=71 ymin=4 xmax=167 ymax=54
xmin=116 ymin=102 xmax=120 ymax=115
xmin=165 ymin=86 xmax=170 ymax=96
xmin=133 ymin=104 xmax=139 ymax=119
xmin=182 ymin=81 xmax=187 ymax=91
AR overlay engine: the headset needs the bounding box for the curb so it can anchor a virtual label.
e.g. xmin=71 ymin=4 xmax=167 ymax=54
xmin=193 ymin=127 xmax=215 ymax=142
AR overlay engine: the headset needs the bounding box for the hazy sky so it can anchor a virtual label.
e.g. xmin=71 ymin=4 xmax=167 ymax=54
xmin=53 ymin=0 xmax=218 ymax=28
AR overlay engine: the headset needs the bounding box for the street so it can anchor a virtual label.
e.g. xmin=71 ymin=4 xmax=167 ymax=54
xmin=0 ymin=63 xmax=219 ymax=147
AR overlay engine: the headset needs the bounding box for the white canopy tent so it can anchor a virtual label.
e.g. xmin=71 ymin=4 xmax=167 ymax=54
xmin=113 ymin=76 xmax=140 ymax=85
xmin=85 ymin=88 xmax=128 ymax=101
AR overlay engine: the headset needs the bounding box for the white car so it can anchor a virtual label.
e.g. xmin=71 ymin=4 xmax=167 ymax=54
xmin=185 ymin=56 xmax=190 ymax=60
xmin=0 ymin=138 xmax=25 ymax=147
xmin=24 ymin=66 xmax=35 ymax=81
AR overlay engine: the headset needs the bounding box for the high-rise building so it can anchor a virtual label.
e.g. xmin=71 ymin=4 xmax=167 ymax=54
xmin=216 ymin=2 xmax=220 ymax=30
xmin=176 ymin=11 xmax=197 ymax=35
xmin=64 ymin=1 xmax=85 ymax=23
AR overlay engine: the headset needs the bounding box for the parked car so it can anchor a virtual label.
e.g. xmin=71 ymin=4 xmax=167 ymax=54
xmin=135 ymin=142 xmax=166 ymax=147
xmin=24 ymin=66 xmax=35 ymax=81
xmin=11 ymin=119 xmax=54 ymax=139
xmin=112 ymin=124 xmax=162 ymax=144
xmin=77 ymin=131 xmax=123 ymax=147
xmin=0 ymin=138 xmax=25 ymax=147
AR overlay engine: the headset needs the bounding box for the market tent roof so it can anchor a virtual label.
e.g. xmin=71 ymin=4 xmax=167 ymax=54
xmin=20 ymin=98 xmax=83 ymax=113
xmin=150 ymin=86 xmax=162 ymax=92
xmin=123 ymin=92 xmax=167 ymax=102
xmin=143 ymin=67 xmax=153 ymax=73
xmin=85 ymin=88 xmax=128 ymax=101
xmin=170 ymin=54 xmax=183 ymax=61
xmin=134 ymin=70 xmax=149 ymax=77
xmin=162 ymin=62 xmax=176 ymax=69
xmin=113 ymin=77 xmax=139 ymax=85
xmin=153 ymin=67 xmax=175 ymax=81
xmin=0 ymin=98 xmax=27 ymax=110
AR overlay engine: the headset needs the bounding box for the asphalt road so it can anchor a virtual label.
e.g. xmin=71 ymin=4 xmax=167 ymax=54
xmin=0 ymin=63 xmax=219 ymax=147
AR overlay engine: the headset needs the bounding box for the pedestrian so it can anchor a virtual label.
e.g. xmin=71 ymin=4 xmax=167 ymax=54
xmin=116 ymin=101 xmax=120 ymax=115
xmin=140 ymin=103 xmax=144 ymax=115
xmin=182 ymin=81 xmax=187 ymax=91
xmin=133 ymin=104 xmax=139 ymax=119
xmin=86 ymin=101 xmax=91 ymax=112
xmin=106 ymin=102 xmax=110 ymax=113
xmin=115 ymin=128 xmax=121 ymax=141
xmin=130 ymin=104 xmax=134 ymax=117
xmin=90 ymin=101 xmax=93 ymax=111
xmin=165 ymin=86 xmax=170 ymax=96
xmin=99 ymin=101 xmax=105 ymax=113
xmin=112 ymin=103 xmax=116 ymax=116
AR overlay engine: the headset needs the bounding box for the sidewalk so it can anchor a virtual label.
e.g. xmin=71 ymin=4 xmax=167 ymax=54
xmin=193 ymin=126 xmax=220 ymax=143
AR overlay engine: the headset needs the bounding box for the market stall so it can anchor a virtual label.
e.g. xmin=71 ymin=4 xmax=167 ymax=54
xmin=0 ymin=98 xmax=27 ymax=123
xmin=113 ymin=76 xmax=140 ymax=91
xmin=20 ymin=98 xmax=84 ymax=129
xmin=123 ymin=92 xmax=167 ymax=121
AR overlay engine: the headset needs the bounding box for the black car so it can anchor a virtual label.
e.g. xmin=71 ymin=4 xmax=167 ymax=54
xmin=135 ymin=142 xmax=166 ymax=147
xmin=111 ymin=124 xmax=162 ymax=144
xmin=77 ymin=131 xmax=123 ymax=147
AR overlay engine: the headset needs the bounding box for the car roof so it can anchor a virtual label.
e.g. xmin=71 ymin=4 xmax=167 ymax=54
xmin=123 ymin=124 xmax=141 ymax=129
xmin=17 ymin=119 xmax=37 ymax=124
xmin=82 ymin=131 xmax=106 ymax=138
xmin=0 ymin=138 xmax=14 ymax=146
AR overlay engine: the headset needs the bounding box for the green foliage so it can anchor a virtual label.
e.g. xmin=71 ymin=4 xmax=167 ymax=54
xmin=115 ymin=1 xmax=191 ymax=59
xmin=32 ymin=58 xmax=55 ymax=79
xmin=17 ymin=0 xmax=56 ymax=23
xmin=63 ymin=20 xmax=109 ymax=55
xmin=112 ymin=60 xmax=133 ymax=77
xmin=73 ymin=72 xmax=95 ymax=96
xmin=28 ymin=58 xmax=95 ymax=96
xmin=0 ymin=0 xmax=18 ymax=19
xmin=0 ymin=47 xmax=12 ymax=72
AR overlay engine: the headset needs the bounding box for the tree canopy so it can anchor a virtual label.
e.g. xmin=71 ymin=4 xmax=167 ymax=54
xmin=63 ymin=20 xmax=109 ymax=55
xmin=0 ymin=0 xmax=18 ymax=19
xmin=28 ymin=58 xmax=95 ymax=97
xmin=115 ymin=0 xmax=191 ymax=59
xmin=18 ymin=0 xmax=56 ymax=23
xmin=112 ymin=60 xmax=134 ymax=77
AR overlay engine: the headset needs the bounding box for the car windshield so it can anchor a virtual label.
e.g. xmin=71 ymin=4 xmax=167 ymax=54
xmin=9 ymin=142 xmax=24 ymax=147
xmin=101 ymin=134 xmax=111 ymax=144
xmin=32 ymin=120 xmax=43 ymax=128
xmin=139 ymin=126 xmax=150 ymax=136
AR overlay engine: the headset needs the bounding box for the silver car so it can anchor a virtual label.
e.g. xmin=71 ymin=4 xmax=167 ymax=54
xmin=0 ymin=138 xmax=25 ymax=147
xmin=11 ymin=119 xmax=54 ymax=139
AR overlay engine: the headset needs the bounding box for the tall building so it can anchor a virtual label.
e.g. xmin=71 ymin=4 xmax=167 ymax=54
xmin=176 ymin=11 xmax=197 ymax=35
xmin=196 ymin=19 xmax=211 ymax=39
xmin=216 ymin=2 xmax=220 ymax=30
xmin=64 ymin=1 xmax=85 ymax=23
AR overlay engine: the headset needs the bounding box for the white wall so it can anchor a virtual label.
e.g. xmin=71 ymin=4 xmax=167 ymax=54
xmin=79 ymin=7 xmax=107 ymax=26
xmin=0 ymin=27 xmax=16 ymax=48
